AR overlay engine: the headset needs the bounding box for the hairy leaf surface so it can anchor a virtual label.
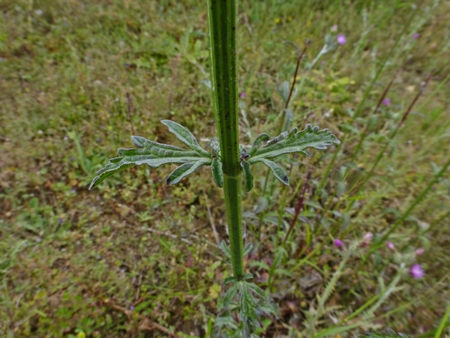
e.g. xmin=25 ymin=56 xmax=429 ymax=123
xmin=211 ymin=156 xmax=224 ymax=188
xmin=248 ymin=124 xmax=340 ymax=164
xmin=90 ymin=121 xmax=211 ymax=189
xmin=260 ymin=159 xmax=289 ymax=186
xmin=161 ymin=120 xmax=210 ymax=156
xmin=241 ymin=161 xmax=254 ymax=192
xmin=166 ymin=160 xmax=209 ymax=185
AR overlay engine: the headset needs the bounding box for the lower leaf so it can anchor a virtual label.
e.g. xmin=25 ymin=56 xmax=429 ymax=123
xmin=260 ymin=159 xmax=289 ymax=186
xmin=166 ymin=159 xmax=209 ymax=185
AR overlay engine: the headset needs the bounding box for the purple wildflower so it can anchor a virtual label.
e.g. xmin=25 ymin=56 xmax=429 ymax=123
xmin=410 ymin=264 xmax=424 ymax=279
xmin=334 ymin=239 xmax=343 ymax=249
xmin=415 ymin=248 xmax=425 ymax=256
xmin=361 ymin=232 xmax=373 ymax=247
xmin=413 ymin=33 xmax=419 ymax=39
xmin=240 ymin=92 xmax=246 ymax=99
xmin=130 ymin=305 xmax=135 ymax=311
xmin=383 ymin=98 xmax=391 ymax=106
xmin=363 ymin=232 xmax=373 ymax=243
xmin=337 ymin=34 xmax=347 ymax=45
xmin=386 ymin=241 xmax=395 ymax=250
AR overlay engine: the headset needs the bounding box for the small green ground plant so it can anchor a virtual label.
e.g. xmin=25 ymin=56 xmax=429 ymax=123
xmin=90 ymin=0 xmax=339 ymax=335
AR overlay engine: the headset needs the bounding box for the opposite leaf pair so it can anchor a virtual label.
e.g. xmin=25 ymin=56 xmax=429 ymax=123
xmin=89 ymin=120 xmax=339 ymax=191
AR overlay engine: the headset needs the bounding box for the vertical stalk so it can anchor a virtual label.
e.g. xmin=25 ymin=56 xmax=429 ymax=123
xmin=207 ymin=0 xmax=244 ymax=278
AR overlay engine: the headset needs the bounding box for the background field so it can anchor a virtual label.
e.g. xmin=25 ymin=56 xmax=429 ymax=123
xmin=1 ymin=0 xmax=449 ymax=337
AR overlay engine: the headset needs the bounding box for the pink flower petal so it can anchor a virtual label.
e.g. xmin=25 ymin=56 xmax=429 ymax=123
xmin=337 ymin=34 xmax=347 ymax=45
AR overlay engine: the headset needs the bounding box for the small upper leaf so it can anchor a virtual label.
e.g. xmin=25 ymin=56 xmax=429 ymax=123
xmin=243 ymin=243 xmax=253 ymax=257
xmin=211 ymin=156 xmax=224 ymax=188
xmin=220 ymin=241 xmax=232 ymax=259
xmin=248 ymin=133 xmax=270 ymax=156
xmin=241 ymin=161 xmax=254 ymax=192
xmin=161 ymin=120 xmax=210 ymax=157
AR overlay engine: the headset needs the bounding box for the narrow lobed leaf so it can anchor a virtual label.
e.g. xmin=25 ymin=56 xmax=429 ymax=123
xmin=243 ymin=243 xmax=253 ymax=257
xmin=211 ymin=156 xmax=224 ymax=188
xmin=90 ymin=128 xmax=212 ymax=189
xmin=220 ymin=241 xmax=232 ymax=259
xmin=241 ymin=161 xmax=254 ymax=192
xmin=166 ymin=160 xmax=209 ymax=185
xmin=265 ymin=131 xmax=288 ymax=147
xmin=242 ymin=273 xmax=253 ymax=281
xmin=89 ymin=163 xmax=134 ymax=190
xmin=223 ymin=284 xmax=239 ymax=309
xmin=260 ymin=159 xmax=289 ymax=186
xmin=248 ymin=133 xmax=270 ymax=156
xmin=245 ymin=281 xmax=265 ymax=298
xmin=161 ymin=120 xmax=210 ymax=156
xmin=224 ymin=276 xmax=237 ymax=285
xmin=248 ymin=124 xmax=340 ymax=164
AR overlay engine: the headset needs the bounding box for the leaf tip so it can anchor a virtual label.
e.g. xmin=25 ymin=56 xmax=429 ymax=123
xmin=131 ymin=135 xmax=143 ymax=147
xmin=88 ymin=177 xmax=98 ymax=190
xmin=160 ymin=119 xmax=172 ymax=127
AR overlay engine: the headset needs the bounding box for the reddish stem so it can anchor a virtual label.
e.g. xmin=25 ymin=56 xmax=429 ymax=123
xmin=283 ymin=171 xmax=312 ymax=246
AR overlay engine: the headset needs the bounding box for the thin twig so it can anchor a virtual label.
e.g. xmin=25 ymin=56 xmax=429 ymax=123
xmin=352 ymin=68 xmax=401 ymax=160
xmin=283 ymin=40 xmax=310 ymax=110
xmin=283 ymin=171 xmax=311 ymax=246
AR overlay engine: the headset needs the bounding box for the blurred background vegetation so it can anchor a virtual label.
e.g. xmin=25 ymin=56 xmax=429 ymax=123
xmin=0 ymin=0 xmax=449 ymax=337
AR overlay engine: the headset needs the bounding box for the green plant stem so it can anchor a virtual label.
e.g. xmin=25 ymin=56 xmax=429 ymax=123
xmin=434 ymin=304 xmax=450 ymax=338
xmin=207 ymin=0 xmax=244 ymax=278
xmin=223 ymin=175 xmax=244 ymax=277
